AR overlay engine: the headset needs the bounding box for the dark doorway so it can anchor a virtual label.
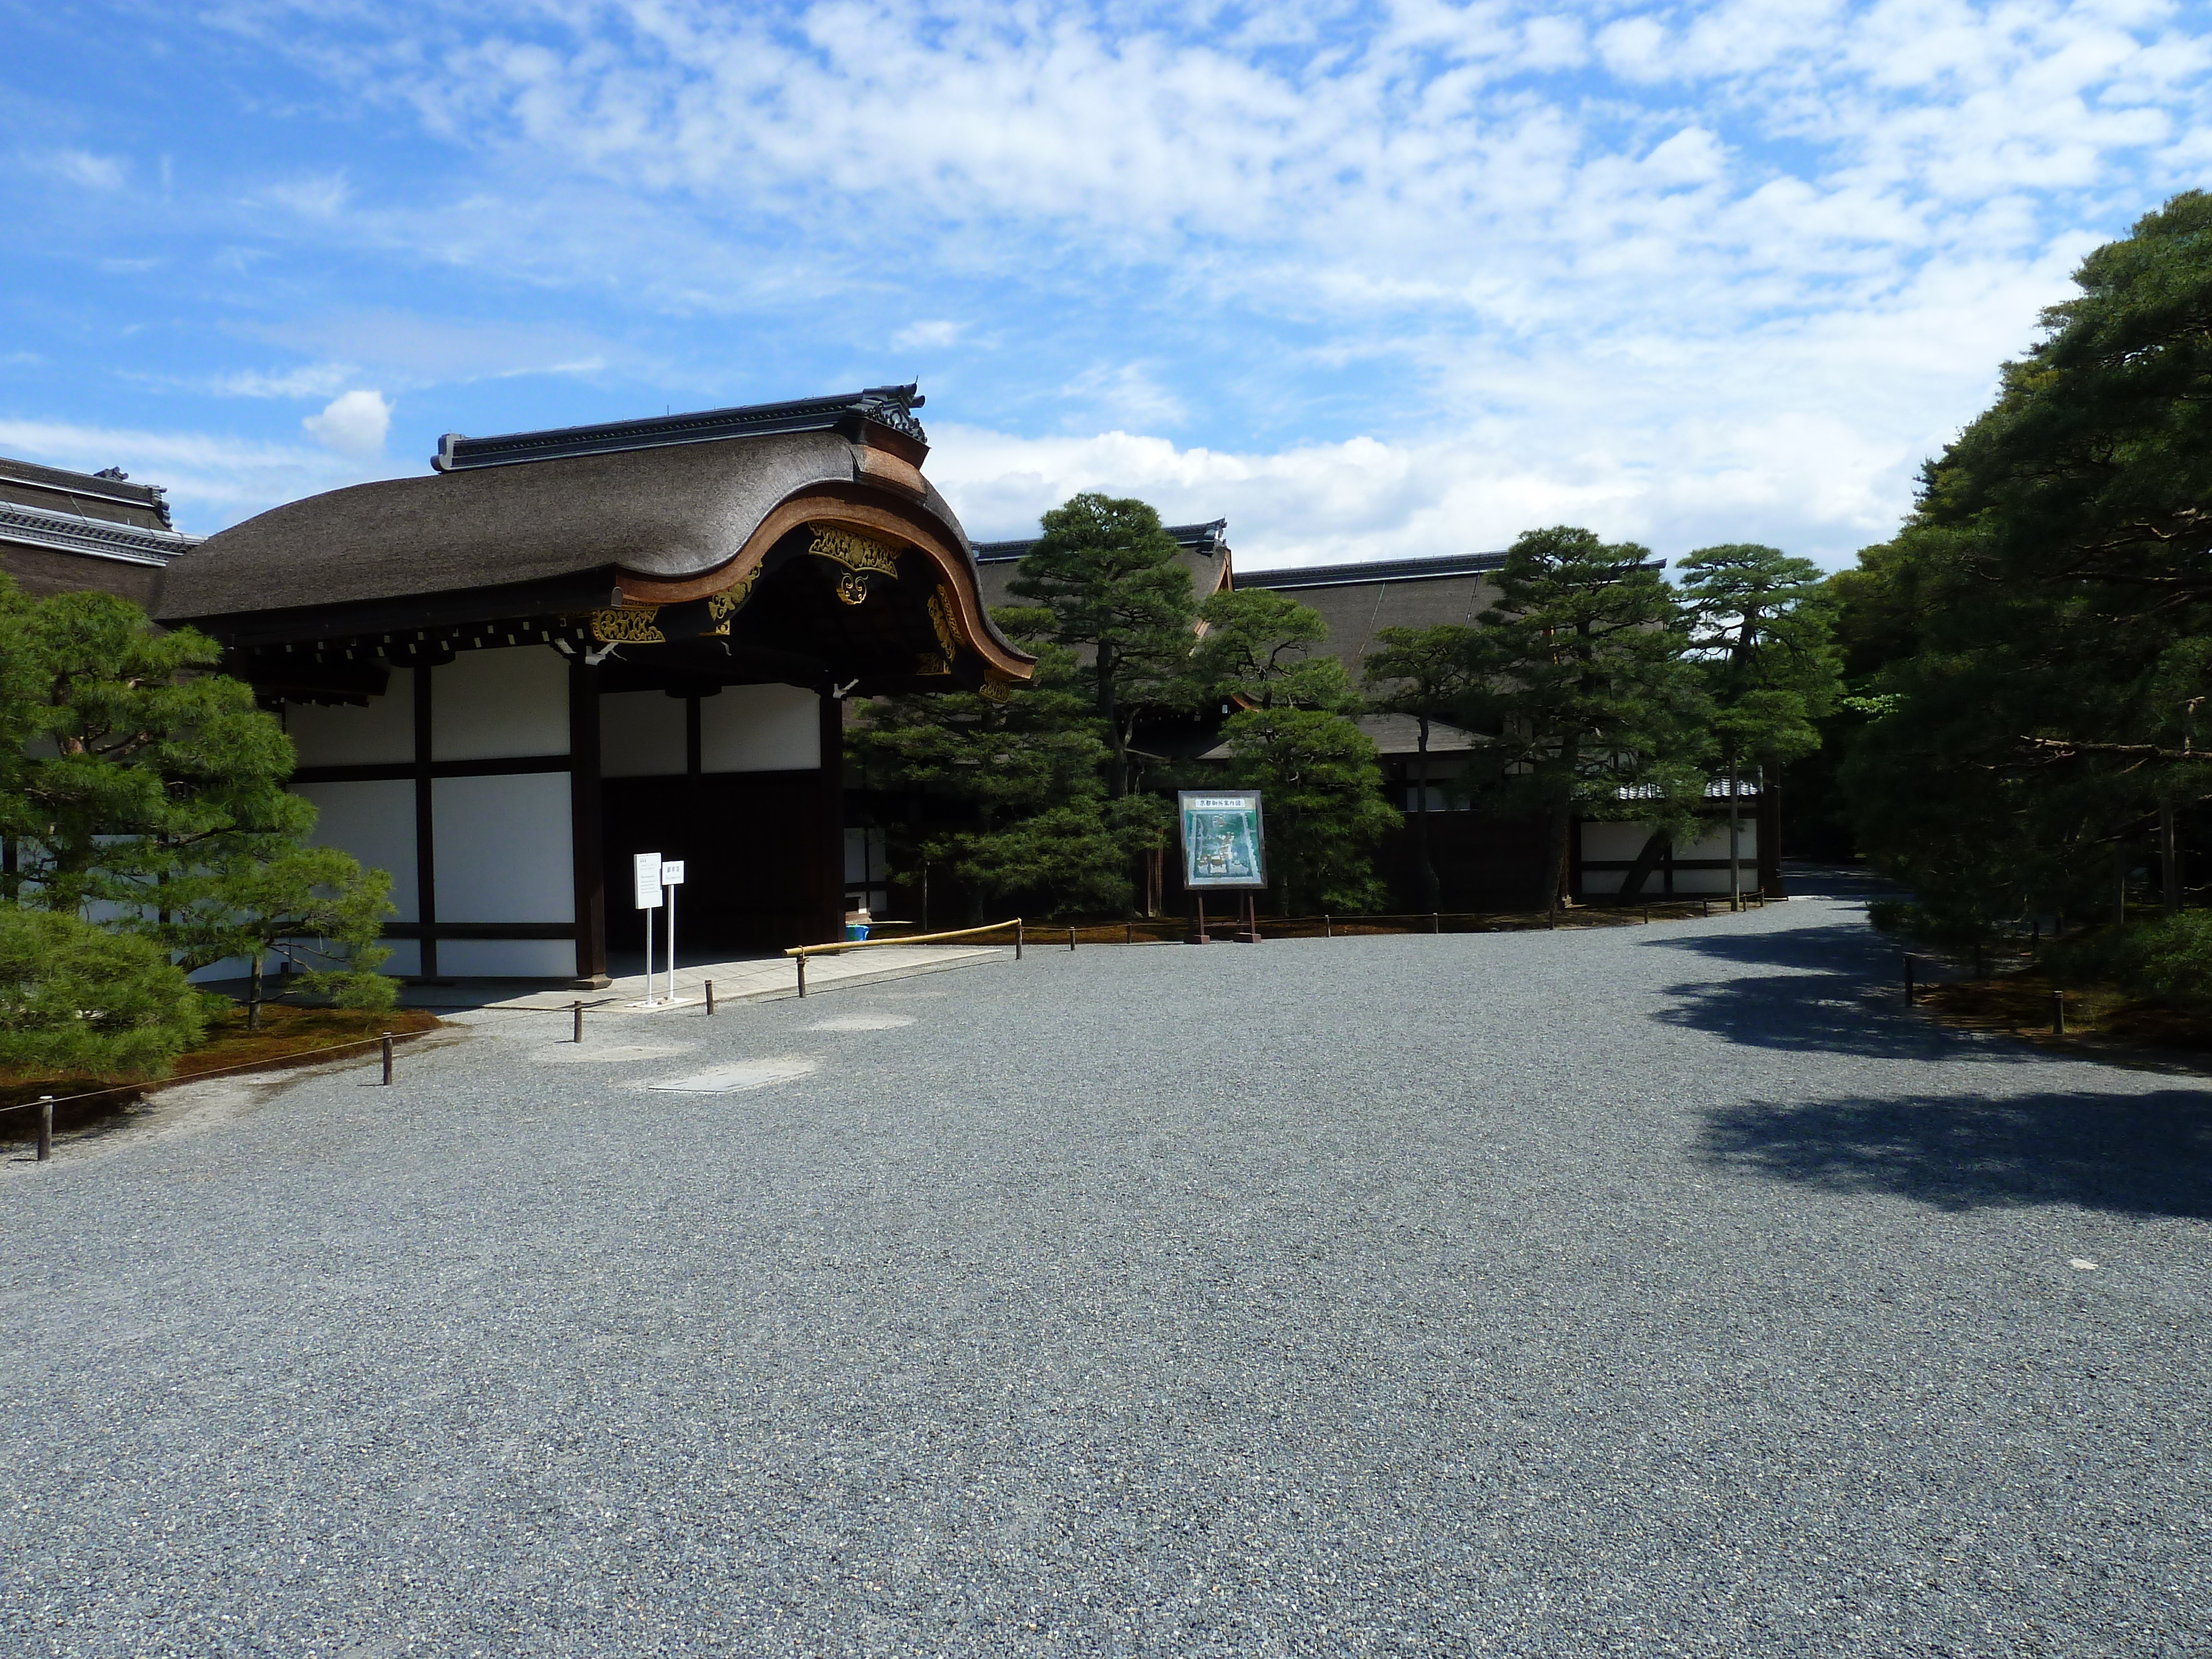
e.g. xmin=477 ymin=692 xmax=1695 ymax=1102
xmin=601 ymin=770 xmax=840 ymax=953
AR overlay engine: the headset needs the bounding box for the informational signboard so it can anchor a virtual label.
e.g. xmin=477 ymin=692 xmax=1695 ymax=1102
xmin=633 ymin=852 xmax=664 ymax=909
xmin=660 ymin=860 xmax=686 ymax=886
xmin=1178 ymin=790 xmax=1266 ymax=889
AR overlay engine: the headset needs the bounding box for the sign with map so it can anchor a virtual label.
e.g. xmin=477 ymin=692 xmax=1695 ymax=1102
xmin=1179 ymin=791 xmax=1266 ymax=890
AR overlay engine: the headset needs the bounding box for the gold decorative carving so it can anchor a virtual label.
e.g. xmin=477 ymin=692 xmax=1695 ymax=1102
xmin=977 ymin=677 xmax=1015 ymax=704
xmin=912 ymin=586 xmax=963 ymax=675
xmin=705 ymin=565 xmax=763 ymax=632
xmin=587 ymin=606 xmax=664 ymax=644
xmin=810 ymin=525 xmax=903 ymax=606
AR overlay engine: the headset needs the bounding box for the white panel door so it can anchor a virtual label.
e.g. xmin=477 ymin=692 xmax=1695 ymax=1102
xmin=432 ymin=645 xmax=570 ymax=761
xmin=432 ymin=773 xmax=575 ymax=922
xmin=699 ymin=682 xmax=820 ymax=773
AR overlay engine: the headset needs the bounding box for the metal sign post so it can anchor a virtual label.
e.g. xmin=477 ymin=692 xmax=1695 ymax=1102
xmin=633 ymin=852 xmax=664 ymax=1007
xmin=661 ymin=860 xmax=686 ymax=1005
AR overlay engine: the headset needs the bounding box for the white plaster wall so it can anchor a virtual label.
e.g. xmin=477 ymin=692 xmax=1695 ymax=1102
xmin=437 ymin=939 xmax=572 ymax=978
xmin=186 ymin=938 xmax=421 ymax=981
xmin=601 ymin=690 xmax=687 ymax=778
xmin=1582 ymin=821 xmax=1653 ymax=862
xmin=1681 ymin=822 xmax=1757 ymax=864
xmin=1579 ymin=817 xmax=1756 ymax=895
xmin=286 ymin=674 xmax=415 ymax=766
xmin=296 ymin=779 xmax=419 ymax=920
xmin=431 ymin=772 xmax=574 ymax=923
xmin=432 ymin=645 xmax=569 ymax=761
xmin=701 ymin=682 xmax=820 ymax=773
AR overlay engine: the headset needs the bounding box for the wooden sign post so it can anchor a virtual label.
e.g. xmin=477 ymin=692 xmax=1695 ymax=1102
xmin=1177 ymin=790 xmax=1266 ymax=945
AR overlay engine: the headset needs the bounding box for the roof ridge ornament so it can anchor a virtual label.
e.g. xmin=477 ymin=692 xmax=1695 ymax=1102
xmin=431 ymin=384 xmax=930 ymax=472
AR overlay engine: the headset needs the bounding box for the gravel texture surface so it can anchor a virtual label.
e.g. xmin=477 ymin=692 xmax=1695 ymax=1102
xmin=4 ymin=873 xmax=2208 ymax=1657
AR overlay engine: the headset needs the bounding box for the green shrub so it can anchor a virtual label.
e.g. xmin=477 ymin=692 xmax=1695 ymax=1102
xmin=0 ymin=905 xmax=207 ymax=1078
xmin=2048 ymin=912 xmax=2212 ymax=1006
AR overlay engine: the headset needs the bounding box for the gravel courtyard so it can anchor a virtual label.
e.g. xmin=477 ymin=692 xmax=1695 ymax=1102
xmin=4 ymin=875 xmax=2208 ymax=1657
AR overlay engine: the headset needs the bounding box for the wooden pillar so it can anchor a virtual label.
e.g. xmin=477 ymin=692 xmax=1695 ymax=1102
xmin=413 ymin=663 xmax=438 ymax=980
xmin=1758 ymin=779 xmax=1785 ymax=897
xmin=568 ymin=658 xmax=608 ymax=985
xmin=815 ymin=690 xmax=845 ymax=947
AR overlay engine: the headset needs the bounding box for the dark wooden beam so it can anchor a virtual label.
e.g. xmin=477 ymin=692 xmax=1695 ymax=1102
xmin=413 ymin=664 xmax=437 ymax=979
xmin=569 ymin=658 xmax=608 ymax=985
xmin=815 ymin=690 xmax=844 ymax=946
xmin=293 ymin=755 xmax=571 ymax=785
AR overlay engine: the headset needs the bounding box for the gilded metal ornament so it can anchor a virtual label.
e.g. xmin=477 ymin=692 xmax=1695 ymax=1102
xmin=704 ymin=565 xmax=764 ymax=633
xmin=809 ymin=525 xmax=902 ymax=606
xmin=586 ymin=606 xmax=665 ymax=644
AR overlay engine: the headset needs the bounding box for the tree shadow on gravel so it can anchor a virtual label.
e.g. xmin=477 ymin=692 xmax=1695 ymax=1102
xmin=1642 ymin=922 xmax=1953 ymax=1058
xmin=1700 ymin=1088 xmax=2212 ymax=1217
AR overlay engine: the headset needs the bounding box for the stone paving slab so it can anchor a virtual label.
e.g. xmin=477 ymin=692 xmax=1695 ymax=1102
xmin=408 ymin=942 xmax=1008 ymax=1015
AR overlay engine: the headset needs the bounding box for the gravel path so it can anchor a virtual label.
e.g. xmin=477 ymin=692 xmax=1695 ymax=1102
xmin=4 ymin=874 xmax=2208 ymax=1657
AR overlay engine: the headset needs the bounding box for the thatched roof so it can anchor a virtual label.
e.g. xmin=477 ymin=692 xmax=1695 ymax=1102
xmin=159 ymin=427 xmax=974 ymax=626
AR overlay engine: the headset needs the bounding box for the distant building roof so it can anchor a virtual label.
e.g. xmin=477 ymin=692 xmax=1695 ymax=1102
xmin=973 ymin=518 xmax=1233 ymax=612
xmin=432 ymin=384 xmax=930 ymax=472
xmin=1231 ymin=549 xmax=1507 ymax=676
xmin=0 ymin=455 xmax=176 ymax=531
xmin=0 ymin=498 xmax=198 ymax=568
xmin=972 ymin=518 xmax=1229 ymax=563
xmin=0 ymin=456 xmax=199 ymax=605
xmin=1236 ymin=550 xmax=1506 ymax=590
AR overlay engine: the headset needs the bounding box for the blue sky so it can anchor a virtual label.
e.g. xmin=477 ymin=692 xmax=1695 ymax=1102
xmin=3 ymin=1 xmax=2209 ymax=569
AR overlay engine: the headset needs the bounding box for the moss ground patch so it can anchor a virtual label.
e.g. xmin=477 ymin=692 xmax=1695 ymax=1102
xmin=1920 ymin=967 xmax=2212 ymax=1055
xmin=1 ymin=1002 xmax=445 ymax=1140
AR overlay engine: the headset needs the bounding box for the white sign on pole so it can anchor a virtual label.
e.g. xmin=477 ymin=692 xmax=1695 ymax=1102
xmin=660 ymin=860 xmax=686 ymax=886
xmin=633 ymin=853 xmax=664 ymax=909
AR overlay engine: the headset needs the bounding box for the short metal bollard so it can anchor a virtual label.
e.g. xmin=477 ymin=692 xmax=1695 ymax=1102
xmin=1324 ymin=914 xmax=1332 ymax=939
xmin=1430 ymin=911 xmax=1441 ymax=934
xmin=1643 ymin=905 xmax=1651 ymax=924
xmin=2052 ymin=992 xmax=2067 ymax=1035
xmin=1070 ymin=925 xmax=1077 ymax=952
xmin=36 ymin=1095 xmax=54 ymax=1162
xmin=573 ymin=999 xmax=584 ymax=1044
xmin=1702 ymin=897 xmax=1711 ymax=917
xmin=1904 ymin=954 xmax=1916 ymax=1005
xmin=380 ymin=1033 xmax=394 ymax=1086
xmin=796 ymin=956 xmax=808 ymax=998
xmin=1125 ymin=920 xmax=1134 ymax=946
xmin=705 ymin=979 xmax=716 ymax=1015
xmin=1015 ymin=922 xmax=1025 ymax=960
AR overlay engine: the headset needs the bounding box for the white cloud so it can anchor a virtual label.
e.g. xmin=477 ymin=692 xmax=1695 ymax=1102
xmin=44 ymin=149 xmax=127 ymax=191
xmin=1058 ymin=363 xmax=1189 ymax=431
xmin=262 ymin=172 xmax=352 ymax=218
xmin=253 ymin=310 xmax=625 ymax=384
xmin=0 ymin=418 xmax=391 ymax=530
xmin=211 ymin=362 xmax=359 ymax=399
xmin=302 ymin=389 xmax=392 ymax=457
xmin=893 ymin=319 xmax=965 ymax=350
xmin=77 ymin=3 xmax=2212 ymax=561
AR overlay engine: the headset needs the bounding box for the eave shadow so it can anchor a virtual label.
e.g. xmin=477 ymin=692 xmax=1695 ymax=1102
xmin=1699 ymin=1088 xmax=2212 ymax=1217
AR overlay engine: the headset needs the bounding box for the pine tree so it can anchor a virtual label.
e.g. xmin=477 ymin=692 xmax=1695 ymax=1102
xmin=1464 ymin=527 xmax=1710 ymax=914
xmin=1010 ymin=494 xmax=1197 ymax=797
xmin=0 ymin=582 xmax=394 ymax=1007
xmin=1676 ymin=545 xmax=1839 ymax=909
xmin=1841 ymin=191 xmax=2212 ymax=946
xmin=1362 ymin=625 xmax=1478 ymax=910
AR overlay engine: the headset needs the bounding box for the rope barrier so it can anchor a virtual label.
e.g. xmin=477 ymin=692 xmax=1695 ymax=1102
xmin=785 ymin=918 xmax=1024 ymax=959
xmin=1 ymin=1025 xmax=442 ymax=1117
